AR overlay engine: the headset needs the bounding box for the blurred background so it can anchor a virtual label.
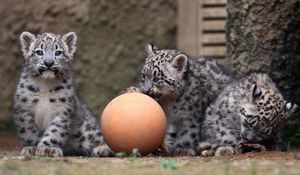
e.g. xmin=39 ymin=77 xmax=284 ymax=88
xmin=0 ymin=0 xmax=299 ymax=149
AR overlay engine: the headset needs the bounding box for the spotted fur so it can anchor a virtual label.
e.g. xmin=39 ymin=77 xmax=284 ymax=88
xmin=14 ymin=32 xmax=113 ymax=157
xmin=200 ymin=73 xmax=297 ymax=156
xmin=123 ymin=44 xmax=233 ymax=155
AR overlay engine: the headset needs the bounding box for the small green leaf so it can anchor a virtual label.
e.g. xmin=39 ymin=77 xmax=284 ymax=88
xmin=160 ymin=160 xmax=177 ymax=170
xmin=128 ymin=148 xmax=141 ymax=162
xmin=115 ymin=152 xmax=127 ymax=158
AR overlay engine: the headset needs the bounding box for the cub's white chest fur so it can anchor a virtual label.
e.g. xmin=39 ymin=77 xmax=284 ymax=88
xmin=30 ymin=78 xmax=70 ymax=131
xmin=34 ymin=93 xmax=57 ymax=131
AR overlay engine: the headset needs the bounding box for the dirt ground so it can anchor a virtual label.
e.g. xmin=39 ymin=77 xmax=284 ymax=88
xmin=0 ymin=134 xmax=300 ymax=175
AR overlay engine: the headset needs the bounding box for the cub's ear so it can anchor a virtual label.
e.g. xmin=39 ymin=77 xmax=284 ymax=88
xmin=20 ymin=31 xmax=36 ymax=57
xmin=251 ymin=84 xmax=262 ymax=98
xmin=172 ymin=54 xmax=188 ymax=73
xmin=285 ymin=102 xmax=298 ymax=112
xmin=62 ymin=32 xmax=77 ymax=56
xmin=146 ymin=43 xmax=158 ymax=56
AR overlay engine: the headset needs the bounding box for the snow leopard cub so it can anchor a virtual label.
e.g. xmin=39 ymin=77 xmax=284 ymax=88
xmin=13 ymin=32 xmax=113 ymax=157
xmin=200 ymin=73 xmax=297 ymax=156
xmin=123 ymin=44 xmax=233 ymax=156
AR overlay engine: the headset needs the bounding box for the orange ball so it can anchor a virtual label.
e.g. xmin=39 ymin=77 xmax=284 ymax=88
xmin=101 ymin=92 xmax=167 ymax=156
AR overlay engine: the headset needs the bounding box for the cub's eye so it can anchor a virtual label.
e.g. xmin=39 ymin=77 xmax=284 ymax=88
xmin=55 ymin=51 xmax=63 ymax=56
xmin=35 ymin=50 xmax=44 ymax=56
xmin=153 ymin=77 xmax=159 ymax=83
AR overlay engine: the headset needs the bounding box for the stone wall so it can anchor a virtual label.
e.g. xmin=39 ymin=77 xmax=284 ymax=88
xmin=0 ymin=0 xmax=177 ymax=126
xmin=226 ymin=0 xmax=300 ymax=104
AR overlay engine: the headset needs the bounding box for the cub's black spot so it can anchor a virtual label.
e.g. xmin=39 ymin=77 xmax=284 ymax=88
xmin=85 ymin=124 xmax=92 ymax=131
xmin=57 ymin=142 xmax=63 ymax=147
xmin=54 ymin=86 xmax=64 ymax=91
xmin=183 ymin=141 xmax=191 ymax=147
xmin=67 ymin=108 xmax=72 ymax=113
xmin=15 ymin=94 xmax=20 ymax=100
xmin=66 ymin=84 xmax=71 ymax=89
xmin=60 ymin=132 xmax=66 ymax=138
xmin=74 ymin=132 xmax=82 ymax=138
xmin=184 ymin=96 xmax=191 ymax=101
xmin=26 ymin=140 xmax=33 ymax=145
xmin=59 ymin=98 xmax=66 ymax=103
xmin=63 ymin=124 xmax=69 ymax=130
xmin=49 ymin=98 xmax=56 ymax=102
xmin=52 ymin=123 xmax=62 ymax=128
xmin=61 ymin=119 xmax=68 ymax=123
xmin=27 ymin=85 xmax=39 ymax=92
xmin=63 ymin=79 xmax=67 ymax=83
xmin=20 ymin=83 xmax=24 ymax=88
xmin=43 ymin=141 xmax=50 ymax=146
xmin=28 ymin=119 xmax=34 ymax=123
xmin=190 ymin=133 xmax=196 ymax=139
xmin=224 ymin=140 xmax=233 ymax=144
xmin=190 ymin=124 xmax=197 ymax=128
xmin=14 ymin=107 xmax=22 ymax=114
xmin=91 ymin=125 xmax=97 ymax=130
xmin=229 ymin=131 xmax=235 ymax=135
xmin=19 ymin=127 xmax=26 ymax=134
xmin=96 ymin=132 xmax=102 ymax=136
xmin=27 ymin=126 xmax=34 ymax=130
xmin=21 ymin=97 xmax=27 ymax=103
xmin=50 ymin=139 xmax=58 ymax=145
xmin=220 ymin=130 xmax=226 ymax=136
xmin=51 ymin=129 xmax=58 ymax=133
xmin=19 ymin=118 xmax=25 ymax=122
xmin=44 ymin=133 xmax=49 ymax=137
xmin=32 ymin=99 xmax=39 ymax=103
xmin=79 ymin=136 xmax=86 ymax=142
xmin=88 ymin=134 xmax=94 ymax=141
xmin=180 ymin=130 xmax=188 ymax=136
xmin=170 ymin=133 xmax=177 ymax=138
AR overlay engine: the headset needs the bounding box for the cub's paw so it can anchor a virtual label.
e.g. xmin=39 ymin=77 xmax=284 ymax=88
xmin=197 ymin=142 xmax=212 ymax=152
xmin=215 ymin=146 xmax=235 ymax=157
xmin=151 ymin=142 xmax=169 ymax=156
xmin=120 ymin=87 xmax=142 ymax=94
xmin=20 ymin=146 xmax=36 ymax=156
xmin=35 ymin=146 xmax=63 ymax=157
xmin=197 ymin=142 xmax=215 ymax=157
xmin=172 ymin=147 xmax=196 ymax=156
xmin=201 ymin=150 xmax=215 ymax=157
xmin=92 ymin=145 xmax=114 ymax=157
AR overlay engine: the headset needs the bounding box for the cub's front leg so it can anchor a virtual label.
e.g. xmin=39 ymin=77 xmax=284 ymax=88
xmin=164 ymin=121 xmax=200 ymax=156
xmin=14 ymin=109 xmax=41 ymax=156
xmin=36 ymin=114 xmax=71 ymax=157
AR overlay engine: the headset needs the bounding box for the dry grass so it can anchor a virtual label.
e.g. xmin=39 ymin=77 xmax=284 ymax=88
xmin=1 ymin=134 xmax=300 ymax=175
xmin=0 ymin=151 xmax=300 ymax=175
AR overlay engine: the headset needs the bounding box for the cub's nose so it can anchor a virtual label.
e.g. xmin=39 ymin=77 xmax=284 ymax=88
xmin=44 ymin=60 xmax=54 ymax=68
